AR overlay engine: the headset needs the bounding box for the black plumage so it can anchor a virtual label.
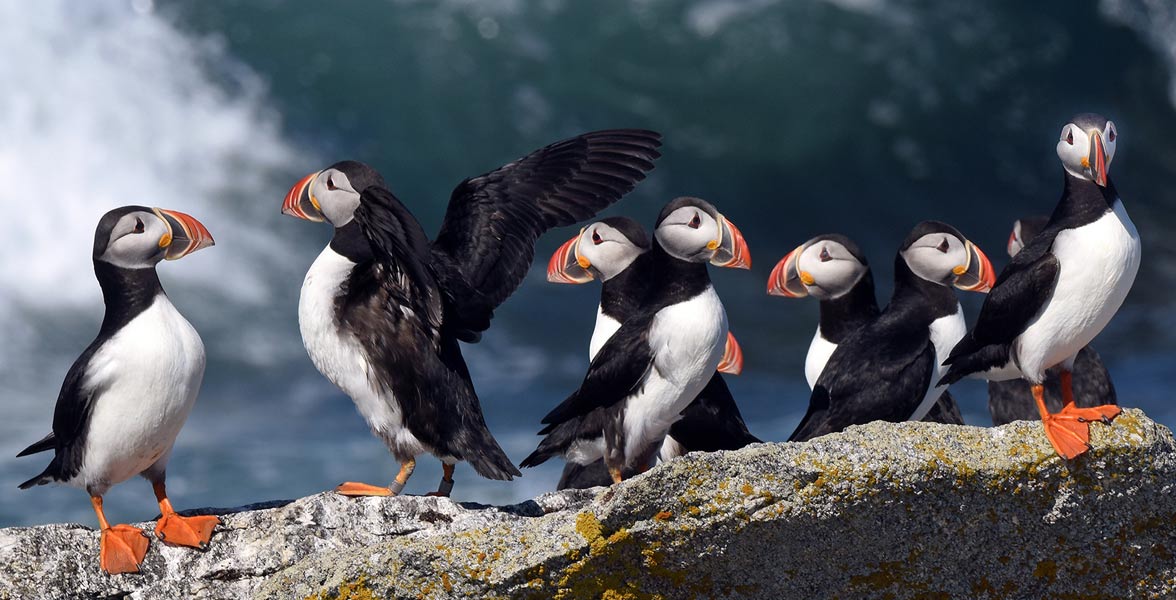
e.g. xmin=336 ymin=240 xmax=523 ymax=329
xmin=789 ymin=222 xmax=970 ymax=442
xmin=305 ymin=130 xmax=662 ymax=482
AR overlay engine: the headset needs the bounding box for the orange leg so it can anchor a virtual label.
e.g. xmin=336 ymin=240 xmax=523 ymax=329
xmin=426 ymin=463 xmax=456 ymax=497
xmin=1034 ymin=384 xmax=1092 ymax=459
xmin=91 ymin=495 xmax=149 ymax=574
xmin=608 ymin=466 xmax=623 ymax=485
xmin=336 ymin=458 xmax=415 ymax=497
xmin=1056 ymin=370 xmax=1122 ymax=424
xmin=153 ymin=481 xmax=219 ymax=550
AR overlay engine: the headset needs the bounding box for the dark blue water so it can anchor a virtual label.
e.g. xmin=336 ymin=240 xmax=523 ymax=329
xmin=2 ymin=0 xmax=1174 ymax=527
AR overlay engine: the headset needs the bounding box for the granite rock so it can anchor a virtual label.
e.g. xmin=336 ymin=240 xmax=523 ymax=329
xmin=2 ymin=409 xmax=1174 ymax=599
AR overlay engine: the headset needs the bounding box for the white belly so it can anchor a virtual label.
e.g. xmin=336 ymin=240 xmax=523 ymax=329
xmin=1014 ymin=202 xmax=1141 ymax=381
xmin=74 ymin=296 xmax=205 ymax=491
xmin=622 ymin=287 xmax=727 ymax=465
xmin=588 ymin=306 xmax=621 ymax=361
xmin=299 ymin=246 xmax=432 ymax=459
xmin=804 ymin=327 xmax=837 ymax=390
xmin=909 ymin=307 xmax=966 ymax=421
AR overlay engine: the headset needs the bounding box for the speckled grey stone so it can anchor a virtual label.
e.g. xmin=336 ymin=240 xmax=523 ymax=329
xmin=2 ymin=409 xmax=1173 ymax=599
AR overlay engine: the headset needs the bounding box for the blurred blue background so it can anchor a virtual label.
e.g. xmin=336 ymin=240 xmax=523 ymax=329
xmin=2 ymin=0 xmax=1173 ymax=526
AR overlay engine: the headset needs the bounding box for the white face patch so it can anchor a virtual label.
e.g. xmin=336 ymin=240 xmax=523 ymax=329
xmin=655 ymin=206 xmax=720 ymax=262
xmin=100 ymin=211 xmax=171 ymax=269
xmin=1056 ymin=120 xmax=1116 ymax=182
xmin=796 ymin=240 xmax=867 ymax=300
xmin=577 ymin=223 xmax=646 ymax=281
xmin=310 ymin=168 xmax=361 ymax=226
xmin=901 ymin=232 xmax=968 ymax=286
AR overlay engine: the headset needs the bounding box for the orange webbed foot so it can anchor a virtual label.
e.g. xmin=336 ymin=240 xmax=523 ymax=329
xmin=1041 ymin=414 xmax=1092 ymax=460
xmin=1059 ymin=403 xmax=1122 ymax=425
xmin=335 ymin=481 xmax=394 ymax=497
xmin=156 ymin=513 xmax=219 ymax=549
xmin=99 ymin=524 xmax=149 ymax=574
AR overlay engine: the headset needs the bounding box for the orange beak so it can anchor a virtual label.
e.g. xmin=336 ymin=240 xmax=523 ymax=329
xmin=282 ymin=171 xmax=325 ymax=222
xmin=716 ymin=331 xmax=744 ymax=375
xmin=767 ymin=244 xmax=808 ymax=297
xmin=153 ymin=208 xmax=214 ymax=260
xmin=710 ymin=215 xmax=751 ymax=269
xmin=547 ymin=231 xmax=594 ymax=284
xmin=1089 ymin=131 xmax=1108 ymax=188
xmin=952 ymin=241 xmax=996 ymax=293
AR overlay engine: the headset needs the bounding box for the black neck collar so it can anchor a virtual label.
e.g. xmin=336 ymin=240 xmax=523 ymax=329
xmin=93 ymin=261 xmax=164 ymax=336
xmin=1050 ymin=171 xmax=1118 ymax=229
xmin=888 ymin=254 xmax=960 ymax=323
xmin=600 ymin=251 xmax=656 ymax=322
xmin=330 ymin=220 xmax=375 ymax=263
xmin=646 ymin=241 xmax=712 ymax=309
xmin=818 ymin=270 xmax=880 ymax=343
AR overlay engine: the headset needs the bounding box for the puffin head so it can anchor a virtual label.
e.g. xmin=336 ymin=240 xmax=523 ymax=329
xmin=547 ymin=216 xmax=651 ymax=284
xmin=899 ymin=220 xmax=994 ymax=293
xmin=1056 ymin=113 xmax=1117 ymax=187
xmin=768 ymin=234 xmax=869 ymax=300
xmin=283 ymin=160 xmax=387 ymax=226
xmin=1006 ymin=215 xmax=1049 ymax=258
xmin=93 ymin=205 xmax=214 ymax=268
xmin=653 ymin=197 xmax=751 ymax=268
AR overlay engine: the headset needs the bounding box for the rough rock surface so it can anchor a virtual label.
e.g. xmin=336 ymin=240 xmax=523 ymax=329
xmin=2 ymin=408 xmax=1174 ymax=599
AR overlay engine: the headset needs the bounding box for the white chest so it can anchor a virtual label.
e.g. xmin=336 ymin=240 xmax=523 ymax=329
xmin=298 ymin=247 xmax=424 ymax=455
xmin=588 ymin=306 xmax=621 ymax=362
xmin=909 ymin=307 xmax=966 ymax=421
xmin=622 ymin=287 xmax=728 ymax=463
xmin=804 ymin=327 xmax=837 ymax=390
xmin=1016 ymin=202 xmax=1141 ymax=379
xmin=78 ymin=296 xmax=205 ymax=488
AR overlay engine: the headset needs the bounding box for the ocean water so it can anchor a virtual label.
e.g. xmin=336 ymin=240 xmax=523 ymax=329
xmin=1 ymin=0 xmax=1174 ymax=527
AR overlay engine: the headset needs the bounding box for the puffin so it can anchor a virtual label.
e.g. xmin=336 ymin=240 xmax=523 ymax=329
xmin=539 ymin=216 xmax=758 ymax=489
xmin=521 ymin=197 xmax=751 ymax=484
xmin=17 ymin=206 xmax=216 ymax=574
xmin=987 ymin=216 xmax=1118 ymax=425
xmin=788 ymin=221 xmax=994 ymax=442
xmin=282 ymin=129 xmax=662 ymax=496
xmin=941 ymin=114 xmax=1138 ymax=459
xmin=767 ymin=234 xmax=964 ymax=424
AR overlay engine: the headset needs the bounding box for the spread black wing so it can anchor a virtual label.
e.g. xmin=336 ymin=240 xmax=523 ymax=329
xmin=18 ymin=342 xmax=104 ymax=489
xmin=667 ymin=374 xmax=760 ymax=453
xmin=789 ymin=316 xmax=935 ymax=442
xmin=541 ymin=314 xmax=655 ymax=426
xmin=939 ymin=229 xmax=1061 ymax=386
xmin=430 ymin=129 xmax=662 ymax=337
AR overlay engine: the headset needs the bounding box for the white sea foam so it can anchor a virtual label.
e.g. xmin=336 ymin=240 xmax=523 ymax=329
xmin=0 ymin=1 xmax=301 ymax=313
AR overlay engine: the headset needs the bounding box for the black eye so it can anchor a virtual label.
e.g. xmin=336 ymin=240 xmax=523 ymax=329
xmin=1065 ymin=129 xmax=1074 ymax=145
xmin=327 ymin=176 xmax=338 ymax=191
xmin=591 ymin=230 xmax=603 ymax=245
xmin=133 ymin=218 xmax=145 ymax=234
xmin=819 ymin=247 xmax=831 ymax=262
xmin=937 ymin=238 xmax=950 ymax=253
xmin=1108 ymin=127 xmax=1116 ymax=143
xmin=688 ymin=213 xmax=701 ymax=229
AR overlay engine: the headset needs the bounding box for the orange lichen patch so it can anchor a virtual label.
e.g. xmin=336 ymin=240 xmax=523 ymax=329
xmin=653 ymin=511 xmax=673 ymax=522
xmin=303 ymin=576 xmax=376 ymax=600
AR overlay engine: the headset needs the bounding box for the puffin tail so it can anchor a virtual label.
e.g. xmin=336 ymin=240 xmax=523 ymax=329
xmin=16 ymin=432 xmax=55 ymax=457
xmin=938 ymin=338 xmax=1010 ymax=387
xmin=461 ymin=426 xmax=522 ymax=481
xmin=520 ymin=419 xmax=590 ymax=469
xmin=18 ymin=464 xmax=56 ymax=490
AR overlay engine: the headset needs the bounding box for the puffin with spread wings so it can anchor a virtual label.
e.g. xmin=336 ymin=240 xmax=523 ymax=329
xmin=282 ymin=130 xmax=662 ymax=496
